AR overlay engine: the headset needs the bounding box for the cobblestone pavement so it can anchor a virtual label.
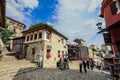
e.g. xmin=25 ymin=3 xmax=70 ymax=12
xmin=0 ymin=60 xmax=110 ymax=80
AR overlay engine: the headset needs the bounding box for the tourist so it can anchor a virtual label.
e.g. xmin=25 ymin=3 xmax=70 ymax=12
xmin=57 ymin=58 xmax=62 ymax=67
xmin=79 ymin=59 xmax=83 ymax=73
xmin=97 ymin=62 xmax=101 ymax=70
xmin=36 ymin=55 xmax=43 ymax=68
xmin=86 ymin=59 xmax=90 ymax=69
xmin=64 ymin=57 xmax=69 ymax=69
xmin=83 ymin=60 xmax=87 ymax=73
xmin=90 ymin=59 xmax=94 ymax=70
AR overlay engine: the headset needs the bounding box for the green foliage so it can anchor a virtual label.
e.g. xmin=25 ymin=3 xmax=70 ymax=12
xmin=0 ymin=28 xmax=13 ymax=45
xmin=92 ymin=48 xmax=97 ymax=52
xmin=29 ymin=22 xmax=54 ymax=30
xmin=5 ymin=19 xmax=8 ymax=28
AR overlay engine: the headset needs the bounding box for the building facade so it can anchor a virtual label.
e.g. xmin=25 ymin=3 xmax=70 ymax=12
xmin=6 ymin=17 xmax=26 ymax=50
xmin=67 ymin=42 xmax=80 ymax=60
xmin=100 ymin=0 xmax=120 ymax=55
xmin=67 ymin=41 xmax=89 ymax=60
xmin=23 ymin=24 xmax=68 ymax=68
xmin=6 ymin=17 xmax=25 ymax=37
xmin=74 ymin=39 xmax=86 ymax=46
xmin=90 ymin=44 xmax=97 ymax=49
xmin=12 ymin=36 xmax=25 ymax=59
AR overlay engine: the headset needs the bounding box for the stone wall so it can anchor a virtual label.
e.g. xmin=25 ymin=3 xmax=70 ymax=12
xmin=43 ymin=32 xmax=68 ymax=68
xmin=26 ymin=41 xmax=44 ymax=61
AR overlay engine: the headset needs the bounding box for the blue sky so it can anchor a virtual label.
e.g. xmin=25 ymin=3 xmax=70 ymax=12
xmin=6 ymin=0 xmax=105 ymax=48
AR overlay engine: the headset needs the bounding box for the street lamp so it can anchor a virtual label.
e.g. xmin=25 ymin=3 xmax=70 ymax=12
xmin=96 ymin=22 xmax=102 ymax=30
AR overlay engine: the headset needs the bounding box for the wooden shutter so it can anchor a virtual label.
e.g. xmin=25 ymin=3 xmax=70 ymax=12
xmin=110 ymin=2 xmax=117 ymax=15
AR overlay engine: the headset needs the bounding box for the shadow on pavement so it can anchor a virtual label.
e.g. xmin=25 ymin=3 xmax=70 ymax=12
xmin=12 ymin=67 xmax=110 ymax=80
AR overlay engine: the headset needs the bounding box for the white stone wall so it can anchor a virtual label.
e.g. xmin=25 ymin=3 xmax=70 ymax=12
xmin=26 ymin=41 xmax=44 ymax=61
xmin=6 ymin=17 xmax=25 ymax=37
xmin=43 ymin=32 xmax=68 ymax=68
xmin=24 ymin=28 xmax=68 ymax=68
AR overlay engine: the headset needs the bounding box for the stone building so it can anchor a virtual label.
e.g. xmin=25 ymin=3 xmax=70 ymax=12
xmin=6 ymin=17 xmax=25 ymax=37
xmin=100 ymin=0 xmax=120 ymax=55
xmin=89 ymin=44 xmax=97 ymax=49
xmin=67 ymin=41 xmax=89 ymax=60
xmin=6 ymin=17 xmax=26 ymax=50
xmin=22 ymin=24 xmax=68 ymax=68
xmin=88 ymin=48 xmax=93 ymax=59
xmin=74 ymin=39 xmax=86 ymax=46
xmin=12 ymin=36 xmax=25 ymax=59
xmin=79 ymin=46 xmax=89 ymax=60
xmin=67 ymin=42 xmax=80 ymax=60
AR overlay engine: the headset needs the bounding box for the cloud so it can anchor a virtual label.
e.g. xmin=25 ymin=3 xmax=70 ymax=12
xmin=6 ymin=0 xmax=39 ymax=28
xmin=53 ymin=0 xmax=104 ymax=47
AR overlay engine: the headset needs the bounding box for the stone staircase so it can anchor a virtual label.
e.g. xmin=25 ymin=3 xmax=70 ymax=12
xmin=0 ymin=51 xmax=17 ymax=62
xmin=1 ymin=55 xmax=16 ymax=61
xmin=0 ymin=36 xmax=8 ymax=55
xmin=0 ymin=60 xmax=37 ymax=80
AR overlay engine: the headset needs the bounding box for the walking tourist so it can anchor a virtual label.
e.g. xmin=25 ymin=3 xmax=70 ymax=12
xmin=36 ymin=55 xmax=43 ymax=68
xmin=64 ymin=57 xmax=69 ymax=69
xmin=97 ymin=62 xmax=101 ymax=70
xmin=57 ymin=58 xmax=62 ymax=67
xmin=79 ymin=59 xmax=83 ymax=73
xmin=90 ymin=59 xmax=94 ymax=70
xmin=83 ymin=60 xmax=87 ymax=73
xmin=87 ymin=59 xmax=90 ymax=69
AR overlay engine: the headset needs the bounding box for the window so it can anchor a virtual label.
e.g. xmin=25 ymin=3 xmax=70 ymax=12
xmin=62 ymin=51 xmax=64 ymax=57
xmin=110 ymin=0 xmax=120 ymax=15
xmin=39 ymin=32 xmax=42 ymax=39
xmin=58 ymin=50 xmax=61 ymax=58
xmin=32 ymin=48 xmax=35 ymax=55
xmin=30 ymin=35 xmax=33 ymax=40
xmin=27 ymin=36 xmax=29 ymax=41
xmin=46 ymin=31 xmax=51 ymax=40
xmin=116 ymin=0 xmax=120 ymax=13
xmin=62 ymin=39 xmax=64 ymax=44
xmin=117 ymin=41 xmax=120 ymax=52
xmin=34 ymin=34 xmax=37 ymax=40
xmin=110 ymin=2 xmax=117 ymax=15
xmin=46 ymin=49 xmax=51 ymax=59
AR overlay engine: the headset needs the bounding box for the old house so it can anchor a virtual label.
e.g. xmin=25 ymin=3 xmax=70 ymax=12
xmin=100 ymin=0 xmax=120 ymax=55
xmin=12 ymin=36 xmax=25 ymax=59
xmin=6 ymin=17 xmax=26 ymax=50
xmin=67 ymin=41 xmax=89 ymax=60
xmin=22 ymin=24 xmax=68 ymax=68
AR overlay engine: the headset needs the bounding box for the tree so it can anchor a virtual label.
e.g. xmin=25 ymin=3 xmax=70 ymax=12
xmin=29 ymin=22 xmax=54 ymax=30
xmin=0 ymin=28 xmax=13 ymax=45
xmin=92 ymin=48 xmax=97 ymax=52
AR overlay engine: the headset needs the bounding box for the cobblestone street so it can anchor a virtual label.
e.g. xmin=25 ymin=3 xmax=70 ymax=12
xmin=0 ymin=60 xmax=110 ymax=80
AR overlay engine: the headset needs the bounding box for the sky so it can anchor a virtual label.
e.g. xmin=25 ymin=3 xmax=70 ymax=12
xmin=6 ymin=0 xmax=105 ymax=48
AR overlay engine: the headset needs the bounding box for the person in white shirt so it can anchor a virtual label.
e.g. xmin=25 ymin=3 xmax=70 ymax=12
xmin=36 ymin=55 xmax=43 ymax=68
